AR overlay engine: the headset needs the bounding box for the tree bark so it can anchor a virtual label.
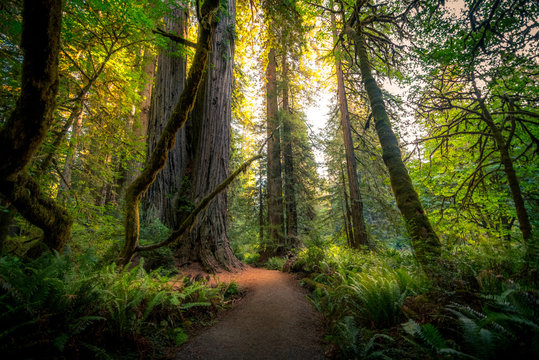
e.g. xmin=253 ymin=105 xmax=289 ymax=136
xmin=354 ymin=29 xmax=441 ymax=269
xmin=135 ymin=154 xmax=262 ymax=253
xmin=259 ymin=163 xmax=265 ymax=243
xmin=176 ymin=0 xmax=243 ymax=271
xmin=118 ymin=0 xmax=221 ymax=267
xmin=142 ymin=8 xmax=188 ymax=229
xmin=262 ymin=47 xmax=286 ymax=259
xmin=281 ymin=54 xmax=300 ymax=248
xmin=0 ymin=0 xmax=62 ymax=181
xmin=340 ymin=162 xmax=354 ymax=247
xmin=0 ymin=0 xmax=72 ymax=253
xmin=333 ymin=14 xmax=369 ymax=249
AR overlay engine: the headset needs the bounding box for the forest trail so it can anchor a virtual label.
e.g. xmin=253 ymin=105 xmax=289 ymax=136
xmin=176 ymin=267 xmax=325 ymax=360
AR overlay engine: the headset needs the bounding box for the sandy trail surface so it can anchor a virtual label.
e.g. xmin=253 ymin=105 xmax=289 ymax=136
xmin=176 ymin=266 xmax=325 ymax=360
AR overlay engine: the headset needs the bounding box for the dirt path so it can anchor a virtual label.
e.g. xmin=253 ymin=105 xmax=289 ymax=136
xmin=176 ymin=266 xmax=325 ymax=360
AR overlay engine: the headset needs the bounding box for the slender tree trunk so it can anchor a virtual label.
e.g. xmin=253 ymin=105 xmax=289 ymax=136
xmin=0 ymin=0 xmax=72 ymax=253
xmin=57 ymin=110 xmax=83 ymax=199
xmin=120 ymin=50 xmax=156 ymax=195
xmin=259 ymin=164 xmax=264 ymax=243
xmin=281 ymin=54 xmax=299 ymax=248
xmin=262 ymin=47 xmax=285 ymax=259
xmin=118 ymin=0 xmax=220 ymax=267
xmin=176 ymin=0 xmax=242 ymax=271
xmin=473 ymin=87 xmax=534 ymax=257
xmin=340 ymin=162 xmax=354 ymax=246
xmin=354 ymin=29 xmax=441 ymax=269
xmin=333 ymin=16 xmax=369 ymax=249
xmin=142 ymin=9 xmax=188 ymax=229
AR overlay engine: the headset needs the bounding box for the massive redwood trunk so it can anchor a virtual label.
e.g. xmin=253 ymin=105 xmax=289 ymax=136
xmin=142 ymin=8 xmax=188 ymax=229
xmin=118 ymin=0 xmax=220 ymax=267
xmin=176 ymin=0 xmax=243 ymax=271
xmin=354 ymin=29 xmax=441 ymax=270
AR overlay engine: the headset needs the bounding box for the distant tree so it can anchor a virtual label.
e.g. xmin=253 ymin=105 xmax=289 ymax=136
xmin=331 ymin=11 xmax=369 ymax=249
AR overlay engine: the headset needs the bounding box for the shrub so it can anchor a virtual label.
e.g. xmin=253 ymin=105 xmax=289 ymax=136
xmin=403 ymin=289 xmax=539 ymax=359
xmin=265 ymin=256 xmax=287 ymax=271
xmin=0 ymin=251 xmax=219 ymax=358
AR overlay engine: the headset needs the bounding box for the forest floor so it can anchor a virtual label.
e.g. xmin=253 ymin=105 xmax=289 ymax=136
xmin=175 ymin=266 xmax=326 ymax=360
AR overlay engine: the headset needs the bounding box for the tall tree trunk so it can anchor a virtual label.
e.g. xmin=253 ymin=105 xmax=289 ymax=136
xmin=340 ymin=162 xmax=354 ymax=247
xmin=262 ymin=47 xmax=286 ymax=259
xmin=142 ymin=8 xmax=188 ymax=229
xmin=0 ymin=0 xmax=72 ymax=253
xmin=176 ymin=0 xmax=242 ymax=271
xmin=473 ymin=85 xmax=534 ymax=258
xmin=114 ymin=51 xmax=156 ymax=202
xmin=118 ymin=0 xmax=220 ymax=267
xmin=281 ymin=54 xmax=299 ymax=248
xmin=354 ymin=29 xmax=441 ymax=269
xmin=259 ymin=163 xmax=264 ymax=243
xmin=333 ymin=15 xmax=369 ymax=249
xmin=57 ymin=110 xmax=83 ymax=199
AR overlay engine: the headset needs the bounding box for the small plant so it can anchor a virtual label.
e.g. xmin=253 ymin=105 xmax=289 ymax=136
xmin=347 ymin=272 xmax=407 ymax=329
xmin=265 ymin=256 xmax=286 ymax=271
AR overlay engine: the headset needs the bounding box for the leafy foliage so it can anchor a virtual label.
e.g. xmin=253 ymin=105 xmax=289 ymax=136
xmin=0 ymin=252 xmax=225 ymax=358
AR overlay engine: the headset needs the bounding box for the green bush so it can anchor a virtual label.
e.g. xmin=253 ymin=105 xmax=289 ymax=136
xmin=403 ymin=289 xmax=539 ymax=359
xmin=265 ymin=256 xmax=286 ymax=271
xmin=302 ymin=245 xmax=429 ymax=357
xmin=0 ymin=251 xmax=218 ymax=358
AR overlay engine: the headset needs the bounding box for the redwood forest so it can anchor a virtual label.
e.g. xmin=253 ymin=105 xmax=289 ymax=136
xmin=0 ymin=0 xmax=538 ymax=359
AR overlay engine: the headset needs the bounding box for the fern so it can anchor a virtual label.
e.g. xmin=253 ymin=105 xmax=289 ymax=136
xmin=402 ymin=319 xmax=479 ymax=359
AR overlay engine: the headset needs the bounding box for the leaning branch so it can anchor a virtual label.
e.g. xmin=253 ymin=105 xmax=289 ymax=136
xmin=136 ymin=133 xmax=271 ymax=253
xmin=136 ymin=153 xmax=263 ymax=252
xmin=152 ymin=28 xmax=197 ymax=48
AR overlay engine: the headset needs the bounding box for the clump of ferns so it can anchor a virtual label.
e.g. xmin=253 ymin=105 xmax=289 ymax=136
xmin=403 ymin=288 xmax=539 ymax=359
xmin=329 ymin=316 xmax=400 ymax=359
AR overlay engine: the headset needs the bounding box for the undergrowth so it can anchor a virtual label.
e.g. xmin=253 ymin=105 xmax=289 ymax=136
xmin=293 ymin=242 xmax=539 ymax=359
xmin=0 ymin=251 xmax=234 ymax=359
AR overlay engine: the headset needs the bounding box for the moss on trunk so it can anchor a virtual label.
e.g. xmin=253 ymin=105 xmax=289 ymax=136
xmin=118 ymin=0 xmax=221 ymax=267
xmin=354 ymin=29 xmax=441 ymax=271
xmin=0 ymin=0 xmax=72 ymax=253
